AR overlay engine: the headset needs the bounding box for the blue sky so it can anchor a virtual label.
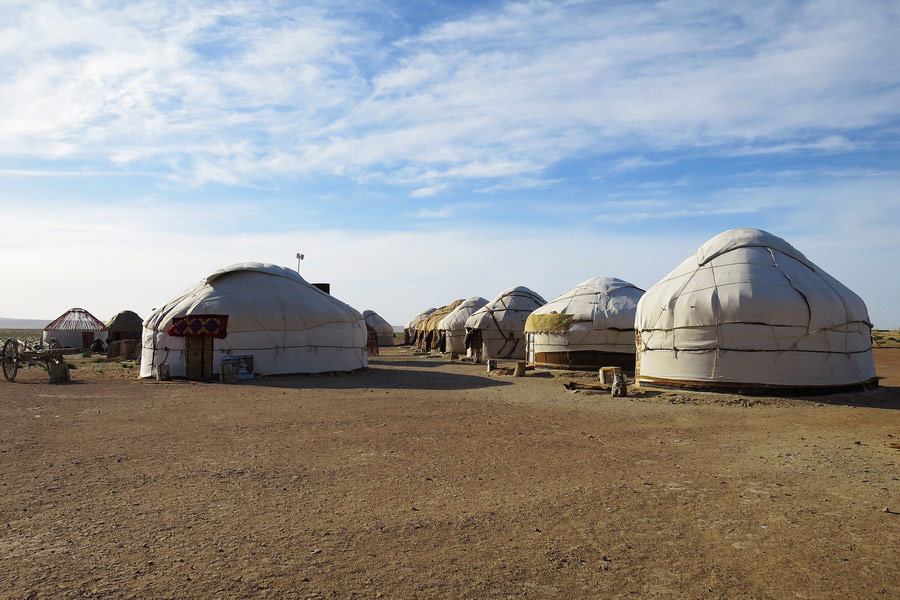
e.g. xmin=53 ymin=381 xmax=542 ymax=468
xmin=1 ymin=0 xmax=899 ymax=327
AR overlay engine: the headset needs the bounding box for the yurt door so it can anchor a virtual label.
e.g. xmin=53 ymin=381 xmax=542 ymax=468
xmin=82 ymin=332 xmax=94 ymax=349
xmin=185 ymin=336 xmax=214 ymax=380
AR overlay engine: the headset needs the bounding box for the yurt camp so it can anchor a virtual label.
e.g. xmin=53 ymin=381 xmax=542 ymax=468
xmin=405 ymin=307 xmax=437 ymax=345
xmin=105 ymin=310 xmax=143 ymax=342
xmin=525 ymin=277 xmax=644 ymax=370
xmin=363 ymin=310 xmax=394 ymax=347
xmin=635 ymin=228 xmax=877 ymax=393
xmin=140 ymin=263 xmax=367 ymax=380
xmin=438 ymin=296 xmax=489 ymax=355
xmin=42 ymin=308 xmax=108 ymax=349
xmin=415 ymin=300 xmax=464 ymax=352
xmin=465 ymin=287 xmax=546 ymax=360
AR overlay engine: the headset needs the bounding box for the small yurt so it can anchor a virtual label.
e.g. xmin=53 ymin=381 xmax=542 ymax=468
xmin=438 ymin=296 xmax=489 ymax=355
xmin=635 ymin=228 xmax=877 ymax=392
xmin=405 ymin=307 xmax=437 ymax=345
xmin=43 ymin=308 xmax=108 ymax=349
xmin=140 ymin=263 xmax=367 ymax=380
xmin=415 ymin=300 xmax=464 ymax=352
xmin=525 ymin=277 xmax=644 ymax=371
xmin=105 ymin=310 xmax=143 ymax=341
xmin=363 ymin=310 xmax=394 ymax=347
xmin=465 ymin=287 xmax=546 ymax=359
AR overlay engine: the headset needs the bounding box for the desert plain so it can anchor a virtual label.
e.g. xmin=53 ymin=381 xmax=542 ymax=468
xmin=1 ymin=346 xmax=898 ymax=599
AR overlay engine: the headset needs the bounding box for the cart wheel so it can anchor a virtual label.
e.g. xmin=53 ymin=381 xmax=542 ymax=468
xmin=2 ymin=338 xmax=19 ymax=382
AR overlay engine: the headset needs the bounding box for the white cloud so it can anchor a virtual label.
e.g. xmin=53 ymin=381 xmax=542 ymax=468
xmin=0 ymin=1 xmax=897 ymax=188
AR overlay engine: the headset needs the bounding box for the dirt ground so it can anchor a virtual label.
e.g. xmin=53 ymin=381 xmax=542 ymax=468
xmin=1 ymin=349 xmax=898 ymax=599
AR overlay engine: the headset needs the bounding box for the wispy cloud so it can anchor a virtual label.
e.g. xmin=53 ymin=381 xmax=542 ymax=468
xmin=1 ymin=1 xmax=897 ymax=191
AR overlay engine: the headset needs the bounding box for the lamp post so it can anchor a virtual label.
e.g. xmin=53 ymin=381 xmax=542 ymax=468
xmin=296 ymin=253 xmax=304 ymax=273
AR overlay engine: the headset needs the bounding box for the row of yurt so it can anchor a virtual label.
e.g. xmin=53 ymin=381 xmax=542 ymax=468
xmin=141 ymin=263 xmax=367 ymax=380
xmin=439 ymin=297 xmax=489 ymax=354
xmin=415 ymin=299 xmax=464 ymax=352
xmin=405 ymin=307 xmax=436 ymax=344
xmin=400 ymin=228 xmax=876 ymax=394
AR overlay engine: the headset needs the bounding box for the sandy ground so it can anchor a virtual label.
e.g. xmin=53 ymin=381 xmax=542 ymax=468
xmin=1 ymin=349 xmax=898 ymax=599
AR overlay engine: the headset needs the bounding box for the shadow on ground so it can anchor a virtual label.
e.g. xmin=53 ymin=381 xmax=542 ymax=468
xmin=251 ymin=366 xmax=513 ymax=391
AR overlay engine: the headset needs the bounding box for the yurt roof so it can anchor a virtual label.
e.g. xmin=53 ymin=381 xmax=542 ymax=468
xmin=105 ymin=310 xmax=143 ymax=330
xmin=417 ymin=299 xmax=464 ymax=332
xmin=45 ymin=308 xmax=107 ymax=332
xmin=466 ymin=286 xmax=546 ymax=330
xmin=144 ymin=262 xmax=362 ymax=334
xmin=406 ymin=307 xmax=437 ymax=330
xmin=439 ymin=297 xmax=489 ymax=331
xmin=525 ymin=277 xmax=644 ymax=333
xmin=363 ymin=310 xmax=393 ymax=334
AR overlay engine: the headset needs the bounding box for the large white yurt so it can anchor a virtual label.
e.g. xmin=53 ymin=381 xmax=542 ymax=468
xmin=439 ymin=296 xmax=489 ymax=354
xmin=43 ymin=308 xmax=108 ymax=349
xmin=465 ymin=287 xmax=546 ymax=359
xmin=405 ymin=307 xmax=437 ymax=345
xmin=140 ymin=263 xmax=367 ymax=380
xmin=363 ymin=310 xmax=394 ymax=347
xmin=525 ymin=277 xmax=644 ymax=370
xmin=635 ymin=228 xmax=877 ymax=392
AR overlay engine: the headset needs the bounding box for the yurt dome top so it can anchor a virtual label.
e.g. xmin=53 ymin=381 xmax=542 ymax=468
xmin=45 ymin=308 xmax=106 ymax=332
xmin=106 ymin=310 xmax=143 ymax=330
xmin=466 ymin=286 xmax=546 ymax=330
xmin=363 ymin=310 xmax=393 ymax=333
xmin=406 ymin=307 xmax=437 ymax=330
xmin=526 ymin=277 xmax=643 ymax=333
xmin=439 ymin=297 xmax=489 ymax=331
xmin=417 ymin=300 xmax=464 ymax=333
xmin=144 ymin=262 xmax=362 ymax=333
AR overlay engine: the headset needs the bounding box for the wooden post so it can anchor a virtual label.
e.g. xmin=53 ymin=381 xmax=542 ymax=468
xmin=48 ymin=361 xmax=70 ymax=384
xmin=513 ymin=361 xmax=526 ymax=377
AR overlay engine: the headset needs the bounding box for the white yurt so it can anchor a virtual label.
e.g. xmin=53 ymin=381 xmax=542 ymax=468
xmin=525 ymin=277 xmax=644 ymax=370
xmin=635 ymin=228 xmax=877 ymax=392
xmin=465 ymin=287 xmax=546 ymax=359
xmin=43 ymin=308 xmax=108 ymax=349
xmin=363 ymin=310 xmax=394 ymax=347
xmin=439 ymin=296 xmax=489 ymax=354
xmin=140 ymin=263 xmax=367 ymax=380
xmin=405 ymin=307 xmax=437 ymax=345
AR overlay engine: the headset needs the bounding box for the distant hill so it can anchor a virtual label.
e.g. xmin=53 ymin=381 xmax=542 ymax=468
xmin=0 ymin=317 xmax=51 ymax=329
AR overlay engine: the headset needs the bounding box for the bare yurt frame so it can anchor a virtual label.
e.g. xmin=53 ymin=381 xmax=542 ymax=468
xmin=43 ymin=308 xmax=108 ymax=349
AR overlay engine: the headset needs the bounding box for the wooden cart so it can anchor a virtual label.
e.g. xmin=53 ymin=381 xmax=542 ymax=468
xmin=1 ymin=338 xmax=70 ymax=383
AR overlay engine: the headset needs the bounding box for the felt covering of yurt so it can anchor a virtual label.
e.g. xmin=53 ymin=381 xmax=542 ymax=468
xmin=525 ymin=277 xmax=644 ymax=370
xmin=363 ymin=310 xmax=394 ymax=347
xmin=438 ymin=297 xmax=489 ymax=354
xmin=405 ymin=307 xmax=437 ymax=344
xmin=140 ymin=263 xmax=367 ymax=379
xmin=42 ymin=308 xmax=108 ymax=349
xmin=415 ymin=300 xmax=464 ymax=351
xmin=105 ymin=310 xmax=143 ymax=341
xmin=635 ymin=228 xmax=876 ymax=392
xmin=465 ymin=287 xmax=546 ymax=359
